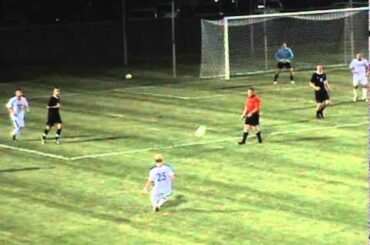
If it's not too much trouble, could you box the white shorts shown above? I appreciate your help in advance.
[151,189,172,205]
[11,116,25,128]
[353,75,368,86]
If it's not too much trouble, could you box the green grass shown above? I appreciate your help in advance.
[0,66,367,245]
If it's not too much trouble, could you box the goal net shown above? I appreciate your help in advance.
[200,7,369,79]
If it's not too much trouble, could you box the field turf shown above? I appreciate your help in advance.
[0,66,367,245]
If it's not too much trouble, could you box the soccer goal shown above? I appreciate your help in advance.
[200,7,369,79]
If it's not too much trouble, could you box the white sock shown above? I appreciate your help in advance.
[13,127,21,136]
[353,88,358,97]
[362,88,367,99]
[157,198,167,208]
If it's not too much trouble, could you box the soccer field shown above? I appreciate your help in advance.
[0,66,367,245]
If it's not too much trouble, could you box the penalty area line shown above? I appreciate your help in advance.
[0,121,367,162]
[0,144,70,161]
[69,137,235,161]
[70,121,368,161]
[114,85,310,100]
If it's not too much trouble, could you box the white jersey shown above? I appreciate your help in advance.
[349,58,369,77]
[149,164,174,194]
[6,96,29,119]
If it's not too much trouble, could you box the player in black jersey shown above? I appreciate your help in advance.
[309,65,332,119]
[41,87,63,144]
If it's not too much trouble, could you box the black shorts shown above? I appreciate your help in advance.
[277,62,292,69]
[245,113,260,126]
[47,113,62,126]
[315,90,330,103]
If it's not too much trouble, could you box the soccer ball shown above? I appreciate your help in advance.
[125,73,133,80]
[195,125,207,137]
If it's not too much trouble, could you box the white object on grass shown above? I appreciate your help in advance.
[195,125,207,137]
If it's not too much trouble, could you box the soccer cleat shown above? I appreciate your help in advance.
[361,97,368,102]
[12,135,17,141]
[41,137,45,144]
[290,80,295,84]
[273,81,278,85]
[55,139,61,145]
[153,206,160,212]
[316,112,322,119]
[352,96,357,102]
[238,140,246,145]
[319,111,325,118]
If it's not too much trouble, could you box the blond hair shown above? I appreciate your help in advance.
[154,154,164,163]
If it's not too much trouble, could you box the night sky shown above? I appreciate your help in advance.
[0,0,368,26]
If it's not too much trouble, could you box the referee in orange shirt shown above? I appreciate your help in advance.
[238,87,263,145]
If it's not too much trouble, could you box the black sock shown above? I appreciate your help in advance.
[241,132,249,143]
[319,106,327,118]
[256,132,263,143]
[274,74,279,81]
[56,128,62,139]
[43,129,49,139]
[290,75,294,81]
[317,104,326,116]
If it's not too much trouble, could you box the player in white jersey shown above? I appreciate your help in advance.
[349,53,369,102]
[143,154,175,212]
[6,88,29,140]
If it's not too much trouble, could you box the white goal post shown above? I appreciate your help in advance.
[200,7,370,80]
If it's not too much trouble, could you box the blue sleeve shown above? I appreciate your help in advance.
[274,49,281,61]
[288,48,294,59]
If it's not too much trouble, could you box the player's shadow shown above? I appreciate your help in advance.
[275,105,313,112]
[276,100,357,113]
[331,100,365,107]
[60,135,93,139]
[177,208,255,214]
[63,135,129,144]
[164,194,187,208]
[268,136,333,143]
[218,81,276,91]
[21,135,93,142]
[268,119,311,127]
[328,114,365,119]
[0,166,54,173]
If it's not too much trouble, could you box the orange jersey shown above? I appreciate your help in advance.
[245,95,261,113]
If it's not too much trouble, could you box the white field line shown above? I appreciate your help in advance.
[0,144,70,161]
[28,83,352,102]
[68,137,235,161]
[27,85,156,100]
[29,92,85,100]
[1,121,367,162]
[117,90,189,100]
[113,86,302,100]
[69,121,368,161]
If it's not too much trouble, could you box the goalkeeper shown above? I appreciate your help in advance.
[273,42,295,85]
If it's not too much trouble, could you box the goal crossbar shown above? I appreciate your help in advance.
[225,7,370,21]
